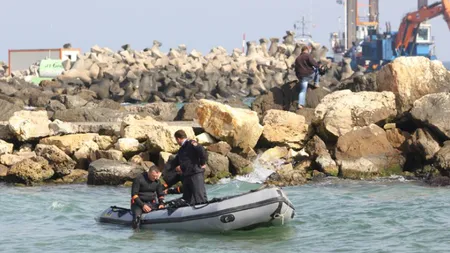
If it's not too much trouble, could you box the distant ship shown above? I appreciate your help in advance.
[329,32,345,63]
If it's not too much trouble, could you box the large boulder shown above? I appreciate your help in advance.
[120,115,159,140]
[259,146,289,163]
[6,157,54,185]
[206,141,232,156]
[385,128,409,151]
[227,152,253,175]
[0,140,13,155]
[196,99,263,149]
[34,144,76,177]
[408,128,441,161]
[46,100,67,112]
[87,158,146,185]
[335,124,404,179]
[73,140,100,170]
[158,151,174,170]
[39,133,99,154]
[53,169,88,184]
[0,123,14,140]
[0,81,18,96]
[57,95,88,109]
[410,92,450,139]
[48,120,78,136]
[115,138,144,153]
[305,135,338,176]
[0,152,36,166]
[252,146,290,171]
[435,141,450,176]
[314,90,397,140]
[251,87,287,119]
[206,151,230,181]
[377,57,450,114]
[305,87,332,109]
[146,125,195,153]
[0,99,22,121]
[261,109,311,149]
[267,163,308,186]
[8,110,51,141]
[52,108,132,122]
[176,102,199,121]
[0,164,8,178]
[90,149,124,162]
[94,135,116,150]
[124,102,179,121]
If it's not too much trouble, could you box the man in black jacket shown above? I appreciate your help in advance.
[294,46,321,109]
[172,129,208,205]
[130,166,165,230]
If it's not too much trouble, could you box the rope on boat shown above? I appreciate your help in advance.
[273,205,290,225]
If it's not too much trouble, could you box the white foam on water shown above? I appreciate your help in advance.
[235,159,278,184]
[233,155,288,184]
[235,167,274,184]
[218,178,231,184]
[389,175,406,181]
[49,201,66,211]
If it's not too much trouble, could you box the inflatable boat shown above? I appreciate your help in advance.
[97,186,295,232]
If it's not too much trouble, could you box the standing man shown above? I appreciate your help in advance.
[294,46,321,109]
[172,129,208,205]
[130,166,165,230]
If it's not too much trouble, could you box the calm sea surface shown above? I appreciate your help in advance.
[1,178,450,253]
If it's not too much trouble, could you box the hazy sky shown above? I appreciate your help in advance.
[2,0,449,61]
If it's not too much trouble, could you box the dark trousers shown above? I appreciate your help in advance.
[182,173,207,205]
[131,202,158,219]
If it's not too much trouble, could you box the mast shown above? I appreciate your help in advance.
[344,0,347,50]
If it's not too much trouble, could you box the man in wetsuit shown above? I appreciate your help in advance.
[131,166,165,230]
[172,129,208,205]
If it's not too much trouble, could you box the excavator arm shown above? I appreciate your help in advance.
[394,0,450,53]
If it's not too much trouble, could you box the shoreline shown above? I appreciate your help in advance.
[0,35,449,188]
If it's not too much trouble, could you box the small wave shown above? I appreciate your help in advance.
[218,178,231,184]
[235,166,274,184]
[50,201,67,211]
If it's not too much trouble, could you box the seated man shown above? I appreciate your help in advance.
[130,166,165,230]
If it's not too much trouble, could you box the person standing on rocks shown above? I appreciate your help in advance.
[172,129,208,205]
[295,46,321,109]
[130,166,166,230]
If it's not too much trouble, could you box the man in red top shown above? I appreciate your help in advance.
[294,46,321,109]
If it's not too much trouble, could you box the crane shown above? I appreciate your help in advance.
[394,0,450,56]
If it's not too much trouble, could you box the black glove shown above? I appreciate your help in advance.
[167,186,183,194]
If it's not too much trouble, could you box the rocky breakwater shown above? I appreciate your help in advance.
[2,31,342,109]
[0,61,7,77]
[304,56,450,184]
[0,96,320,186]
[2,55,450,187]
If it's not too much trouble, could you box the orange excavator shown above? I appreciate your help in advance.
[394,0,450,55]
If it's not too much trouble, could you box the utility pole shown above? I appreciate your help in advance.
[336,0,348,51]
[293,16,312,40]
[344,0,347,51]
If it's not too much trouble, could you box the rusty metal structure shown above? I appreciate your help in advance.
[419,0,429,9]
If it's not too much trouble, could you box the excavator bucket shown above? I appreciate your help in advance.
[443,0,450,29]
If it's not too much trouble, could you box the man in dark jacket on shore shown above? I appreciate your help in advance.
[171,129,208,205]
[295,46,321,109]
[130,166,165,230]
